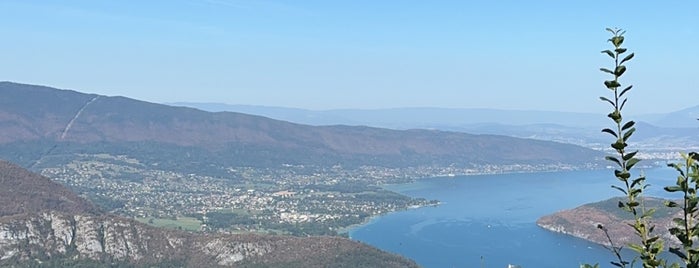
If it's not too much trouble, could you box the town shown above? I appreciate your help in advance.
[42,153,599,236]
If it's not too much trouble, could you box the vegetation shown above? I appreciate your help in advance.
[583,28,699,268]
[665,153,699,267]
[135,216,202,232]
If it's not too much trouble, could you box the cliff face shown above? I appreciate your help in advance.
[0,212,260,266]
[0,211,417,267]
[537,197,680,248]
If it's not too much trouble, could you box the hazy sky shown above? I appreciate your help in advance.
[1,1,697,114]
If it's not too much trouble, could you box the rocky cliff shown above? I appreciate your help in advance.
[0,211,415,267]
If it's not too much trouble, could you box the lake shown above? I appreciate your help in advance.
[350,168,679,268]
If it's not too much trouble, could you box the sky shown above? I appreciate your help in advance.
[0,0,697,114]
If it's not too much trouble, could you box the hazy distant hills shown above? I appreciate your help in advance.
[171,102,699,149]
[640,105,699,128]
[168,102,609,128]
[0,160,418,267]
[0,82,601,175]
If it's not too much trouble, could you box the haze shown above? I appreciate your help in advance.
[0,0,696,114]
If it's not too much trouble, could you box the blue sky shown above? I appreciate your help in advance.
[0,0,697,114]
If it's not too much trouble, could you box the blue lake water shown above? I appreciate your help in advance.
[350,168,679,268]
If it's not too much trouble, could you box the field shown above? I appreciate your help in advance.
[135,216,202,232]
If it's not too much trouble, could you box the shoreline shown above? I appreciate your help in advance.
[338,201,440,236]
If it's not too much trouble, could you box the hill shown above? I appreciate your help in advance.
[172,103,699,152]
[640,105,699,128]
[0,160,418,267]
[0,81,602,175]
[536,197,680,248]
[0,160,98,217]
[169,102,608,128]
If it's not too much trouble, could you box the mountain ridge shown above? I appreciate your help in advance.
[0,81,602,173]
[167,101,699,150]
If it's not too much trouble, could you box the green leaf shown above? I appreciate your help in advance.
[626,158,640,169]
[615,169,631,179]
[665,200,679,207]
[622,121,635,131]
[629,188,642,197]
[669,226,682,235]
[665,186,683,192]
[615,48,627,54]
[601,50,615,58]
[620,53,635,64]
[619,85,633,97]
[615,65,627,76]
[608,110,622,122]
[670,247,688,260]
[599,96,615,106]
[604,80,621,89]
[602,128,618,138]
[620,98,628,111]
[605,156,622,166]
[642,208,656,218]
[647,236,660,244]
[623,151,638,161]
[611,185,627,194]
[668,163,684,174]
[628,243,644,254]
[600,68,614,74]
[630,176,645,188]
[611,36,624,47]
[611,140,626,150]
[622,127,635,142]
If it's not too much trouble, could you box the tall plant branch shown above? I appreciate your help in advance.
[599,28,663,268]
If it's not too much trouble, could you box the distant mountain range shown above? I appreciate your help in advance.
[167,102,610,128]
[0,81,601,175]
[170,102,699,149]
[0,160,418,267]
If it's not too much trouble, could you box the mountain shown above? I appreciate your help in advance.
[0,81,602,176]
[170,102,699,151]
[0,160,418,267]
[640,105,699,128]
[0,160,98,217]
[168,102,608,128]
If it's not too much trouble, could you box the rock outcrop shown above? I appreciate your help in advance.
[0,211,417,267]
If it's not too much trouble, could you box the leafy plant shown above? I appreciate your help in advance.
[665,152,699,267]
[586,27,699,268]
[601,27,664,268]
[589,28,664,268]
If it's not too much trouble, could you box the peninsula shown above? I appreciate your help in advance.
[537,197,681,248]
